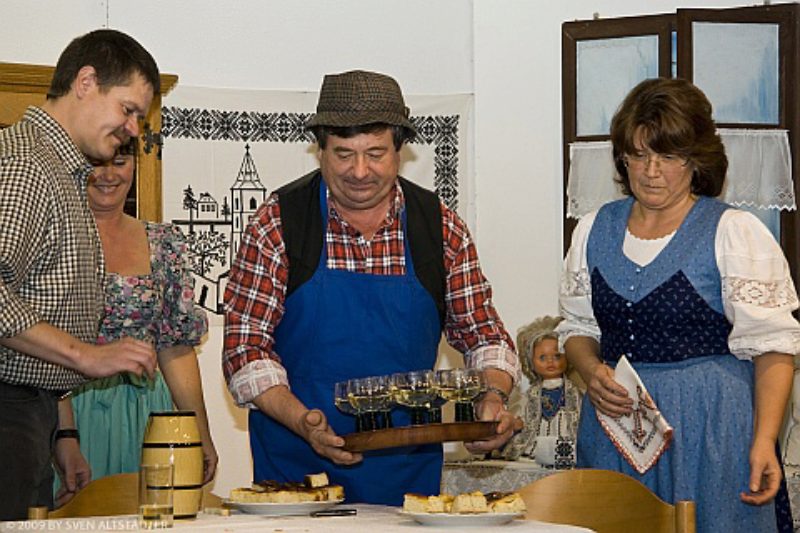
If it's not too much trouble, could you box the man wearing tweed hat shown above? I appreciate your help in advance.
[224,70,520,504]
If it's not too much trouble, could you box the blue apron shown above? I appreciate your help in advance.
[249,181,443,505]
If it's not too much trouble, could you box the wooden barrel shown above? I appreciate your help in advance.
[141,411,204,519]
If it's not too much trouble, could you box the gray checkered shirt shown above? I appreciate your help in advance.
[0,107,105,391]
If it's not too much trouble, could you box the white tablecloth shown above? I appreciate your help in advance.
[0,504,592,532]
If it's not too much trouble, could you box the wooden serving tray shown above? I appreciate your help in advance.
[342,421,498,452]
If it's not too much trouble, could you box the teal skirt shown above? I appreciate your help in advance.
[54,372,172,493]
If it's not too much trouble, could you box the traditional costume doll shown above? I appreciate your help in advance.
[500,316,582,468]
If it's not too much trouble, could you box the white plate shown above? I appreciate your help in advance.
[225,499,343,516]
[399,510,524,527]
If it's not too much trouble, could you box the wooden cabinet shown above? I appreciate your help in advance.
[0,61,177,222]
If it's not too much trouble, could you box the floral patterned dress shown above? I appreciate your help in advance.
[69,223,207,480]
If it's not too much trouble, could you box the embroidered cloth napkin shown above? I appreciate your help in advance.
[596,355,673,474]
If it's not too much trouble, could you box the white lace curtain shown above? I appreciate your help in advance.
[566,128,795,219]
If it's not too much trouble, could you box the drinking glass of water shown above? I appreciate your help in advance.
[139,463,174,529]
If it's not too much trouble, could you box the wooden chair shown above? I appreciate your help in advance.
[46,473,223,518]
[518,469,696,533]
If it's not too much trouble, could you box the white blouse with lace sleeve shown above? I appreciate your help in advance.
[557,211,600,349]
[717,209,800,359]
[556,207,800,360]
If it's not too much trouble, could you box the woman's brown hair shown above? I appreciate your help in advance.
[610,77,727,197]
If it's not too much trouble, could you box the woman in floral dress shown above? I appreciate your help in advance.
[54,140,217,504]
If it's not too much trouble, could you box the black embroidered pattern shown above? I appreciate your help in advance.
[161,107,461,210]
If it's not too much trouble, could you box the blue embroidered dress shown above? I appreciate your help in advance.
[69,223,208,479]
[558,197,800,533]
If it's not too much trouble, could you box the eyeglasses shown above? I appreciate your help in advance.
[624,151,688,170]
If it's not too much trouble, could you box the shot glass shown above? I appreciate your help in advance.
[139,463,174,529]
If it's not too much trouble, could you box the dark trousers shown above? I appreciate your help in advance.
[0,381,57,520]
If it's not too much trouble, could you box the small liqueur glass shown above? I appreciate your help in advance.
[334,380,362,432]
[391,370,436,425]
[437,368,483,422]
[348,376,393,430]
[373,374,394,429]
[428,370,451,423]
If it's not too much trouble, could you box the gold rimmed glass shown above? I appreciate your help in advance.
[434,368,483,422]
[347,375,393,431]
[391,370,436,425]
[334,380,361,432]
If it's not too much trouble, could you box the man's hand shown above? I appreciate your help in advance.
[53,437,91,507]
[299,409,363,465]
[0,324,156,378]
[254,386,362,464]
[76,337,157,379]
[464,394,522,454]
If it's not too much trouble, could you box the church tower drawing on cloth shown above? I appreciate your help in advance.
[171,144,267,314]
[230,145,267,265]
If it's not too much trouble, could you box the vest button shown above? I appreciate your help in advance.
[626,302,632,308]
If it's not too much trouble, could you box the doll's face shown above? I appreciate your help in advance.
[531,338,567,380]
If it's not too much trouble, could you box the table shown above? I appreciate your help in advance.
[442,459,555,494]
[0,504,592,532]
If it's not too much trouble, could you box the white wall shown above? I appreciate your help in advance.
[0,0,779,495]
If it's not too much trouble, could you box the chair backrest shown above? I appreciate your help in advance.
[518,469,696,533]
[47,473,224,519]
[49,473,139,518]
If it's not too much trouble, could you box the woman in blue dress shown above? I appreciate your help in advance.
[558,78,799,533]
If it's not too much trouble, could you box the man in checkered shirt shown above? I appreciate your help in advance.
[0,30,160,519]
[223,70,521,505]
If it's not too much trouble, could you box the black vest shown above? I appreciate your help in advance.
[276,170,447,327]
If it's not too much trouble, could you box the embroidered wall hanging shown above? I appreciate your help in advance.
[161,86,473,320]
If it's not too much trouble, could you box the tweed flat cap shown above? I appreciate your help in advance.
[306,70,416,135]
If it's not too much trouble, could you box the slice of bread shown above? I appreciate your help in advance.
[229,487,264,503]
[403,493,430,513]
[486,492,526,514]
[324,484,345,501]
[450,491,488,513]
[403,490,524,515]
[426,494,454,513]
[230,473,344,503]
[304,472,330,488]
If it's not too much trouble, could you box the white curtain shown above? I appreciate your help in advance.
[566,128,794,219]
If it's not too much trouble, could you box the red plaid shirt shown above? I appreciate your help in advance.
[223,181,519,405]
